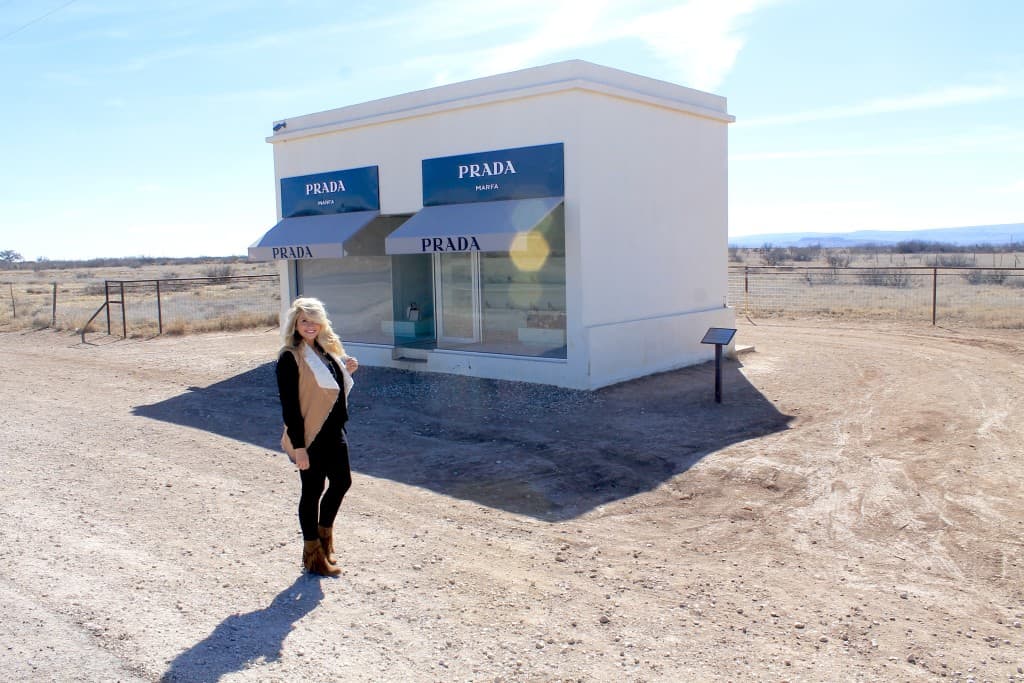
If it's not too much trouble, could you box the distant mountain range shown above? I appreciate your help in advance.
[728,223,1024,248]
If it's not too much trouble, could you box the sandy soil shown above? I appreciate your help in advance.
[0,320,1021,682]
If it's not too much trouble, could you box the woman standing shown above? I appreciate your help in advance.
[276,297,358,576]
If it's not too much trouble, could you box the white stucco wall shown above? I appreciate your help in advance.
[266,60,734,389]
[570,89,734,387]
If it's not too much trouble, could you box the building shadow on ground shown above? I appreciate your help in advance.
[133,363,284,451]
[135,357,791,521]
[161,575,324,682]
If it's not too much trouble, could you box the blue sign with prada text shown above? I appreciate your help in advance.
[422,143,563,206]
[281,166,379,217]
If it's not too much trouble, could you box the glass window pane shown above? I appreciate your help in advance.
[297,256,393,344]
[475,208,566,359]
[390,254,435,347]
[479,252,566,358]
[437,253,477,342]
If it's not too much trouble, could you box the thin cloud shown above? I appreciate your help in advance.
[742,84,1011,127]
[394,0,773,92]
[41,1,771,100]
[37,4,412,79]
[475,0,615,76]
[619,0,775,91]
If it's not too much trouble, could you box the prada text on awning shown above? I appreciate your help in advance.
[248,211,380,260]
[384,197,563,254]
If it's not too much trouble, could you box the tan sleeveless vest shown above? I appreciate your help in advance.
[280,344,349,459]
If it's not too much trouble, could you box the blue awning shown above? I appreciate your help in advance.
[248,211,380,261]
[384,197,563,255]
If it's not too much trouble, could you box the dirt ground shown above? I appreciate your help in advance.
[0,320,1021,682]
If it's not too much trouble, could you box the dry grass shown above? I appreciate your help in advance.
[1,259,278,334]
[729,266,1024,328]
[161,311,280,336]
[730,246,1024,269]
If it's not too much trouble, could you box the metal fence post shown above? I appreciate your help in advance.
[8,283,14,319]
[105,281,112,334]
[51,282,57,327]
[156,279,163,335]
[120,281,127,338]
[931,268,938,326]
[744,266,750,316]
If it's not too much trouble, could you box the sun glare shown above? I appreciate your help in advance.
[509,232,550,272]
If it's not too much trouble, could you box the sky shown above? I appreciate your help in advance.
[1,0,1022,260]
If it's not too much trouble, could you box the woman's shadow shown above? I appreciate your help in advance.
[161,575,325,682]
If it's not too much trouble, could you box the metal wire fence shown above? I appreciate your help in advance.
[728,266,1024,328]
[1,280,106,330]
[1,275,281,337]
[7,268,1022,335]
[99,275,282,336]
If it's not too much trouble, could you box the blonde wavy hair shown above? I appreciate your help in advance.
[282,297,345,356]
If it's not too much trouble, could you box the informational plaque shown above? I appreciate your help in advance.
[700,327,737,403]
[700,327,737,346]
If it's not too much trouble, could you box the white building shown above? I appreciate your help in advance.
[250,60,735,389]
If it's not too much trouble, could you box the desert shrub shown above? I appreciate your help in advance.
[857,268,911,288]
[927,254,973,267]
[202,264,233,279]
[813,270,839,285]
[789,245,821,262]
[895,240,937,254]
[761,244,787,266]
[965,270,1007,285]
[826,252,852,268]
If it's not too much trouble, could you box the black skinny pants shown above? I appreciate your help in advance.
[298,432,352,541]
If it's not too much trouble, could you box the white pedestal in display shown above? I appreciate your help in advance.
[517,327,566,345]
[381,319,434,337]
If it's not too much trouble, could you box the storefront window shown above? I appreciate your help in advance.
[297,256,393,345]
[479,248,566,358]
[390,254,435,348]
[435,213,566,359]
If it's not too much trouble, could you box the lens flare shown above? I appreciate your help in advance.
[509,232,550,272]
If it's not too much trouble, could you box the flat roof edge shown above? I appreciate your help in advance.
[267,60,732,143]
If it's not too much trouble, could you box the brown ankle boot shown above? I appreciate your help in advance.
[302,539,340,576]
[317,525,336,565]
